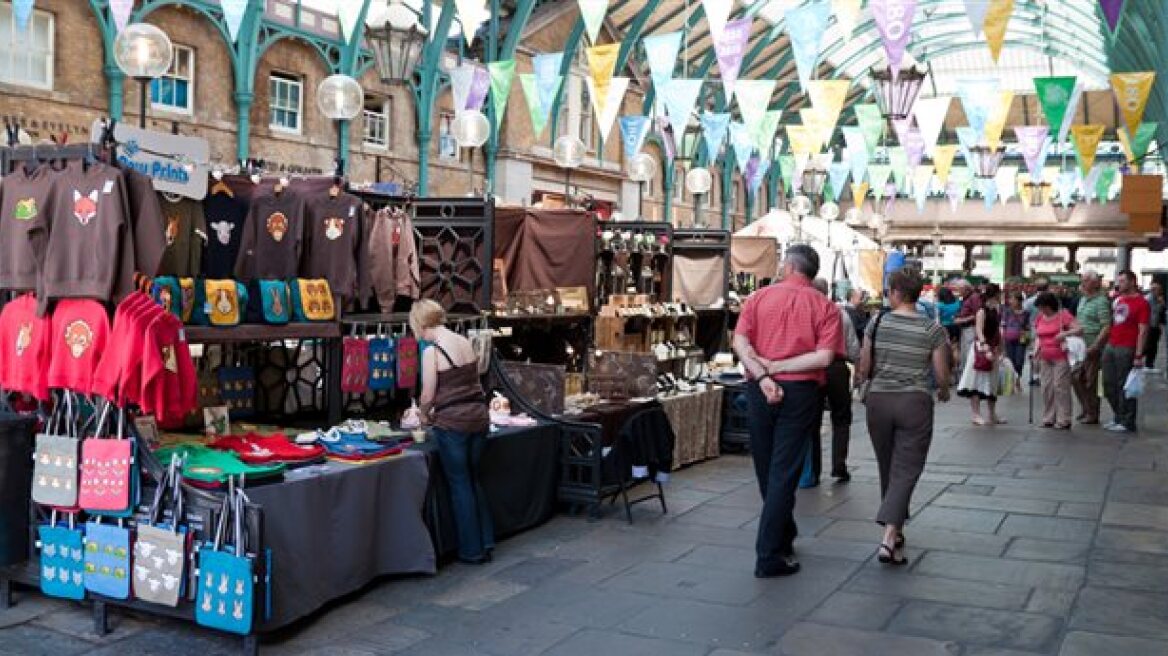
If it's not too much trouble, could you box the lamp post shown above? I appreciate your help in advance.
[686,167,712,228]
[628,152,657,219]
[453,109,491,196]
[555,135,586,206]
[113,23,174,129]
[871,64,928,123]
[317,74,364,176]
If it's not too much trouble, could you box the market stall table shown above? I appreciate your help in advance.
[660,386,723,467]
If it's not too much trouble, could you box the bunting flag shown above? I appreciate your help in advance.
[779,155,796,195]
[947,169,972,212]
[807,80,850,144]
[488,60,516,125]
[110,0,134,33]
[643,32,683,93]
[12,0,33,32]
[453,0,488,46]
[983,90,1015,150]
[955,126,979,165]
[586,43,621,115]
[854,104,885,153]
[829,161,851,202]
[466,64,491,112]
[338,0,365,44]
[1071,124,1106,176]
[957,77,1001,139]
[851,181,870,206]
[749,157,770,198]
[786,125,819,158]
[533,52,565,116]
[660,79,704,151]
[713,18,752,103]
[1098,0,1125,38]
[1096,166,1118,201]
[655,116,677,160]
[963,0,990,37]
[619,116,652,159]
[981,178,998,209]
[894,119,927,167]
[1110,72,1156,136]
[785,1,832,91]
[1059,82,1085,145]
[995,166,1018,205]
[889,147,909,191]
[842,127,869,182]
[1056,170,1078,205]
[870,0,918,74]
[735,79,776,141]
[450,64,478,116]
[1032,76,1076,141]
[932,145,958,185]
[588,77,629,144]
[578,0,609,44]
[913,96,952,157]
[800,108,830,152]
[729,122,754,175]
[1118,122,1158,164]
[834,0,863,38]
[744,156,759,198]
[703,0,734,43]
[869,165,893,202]
[982,0,1014,63]
[221,0,248,42]
[754,110,784,159]
[1013,126,1050,180]
[520,73,558,138]
[700,113,731,163]
[913,165,934,212]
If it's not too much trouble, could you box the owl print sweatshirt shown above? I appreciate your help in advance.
[233,188,306,281]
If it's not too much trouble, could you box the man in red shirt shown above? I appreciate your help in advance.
[1102,270,1150,433]
[733,245,844,577]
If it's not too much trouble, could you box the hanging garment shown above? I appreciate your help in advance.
[0,293,52,400]
[341,337,371,394]
[157,195,207,277]
[203,185,250,279]
[121,168,168,279]
[0,163,55,292]
[233,188,306,281]
[47,299,111,395]
[301,191,369,304]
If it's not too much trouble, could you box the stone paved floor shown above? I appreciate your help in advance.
[4,379,1168,655]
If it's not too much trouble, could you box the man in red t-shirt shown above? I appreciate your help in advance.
[733,244,844,578]
[1102,270,1149,433]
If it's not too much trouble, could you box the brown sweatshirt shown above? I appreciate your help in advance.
[0,163,55,291]
[233,188,306,281]
[157,196,206,277]
[301,191,368,303]
[29,161,136,309]
[121,168,167,278]
[367,206,420,311]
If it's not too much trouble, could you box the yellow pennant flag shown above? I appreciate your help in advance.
[932,145,958,185]
[1017,173,1032,210]
[851,181,869,207]
[585,43,621,113]
[806,80,850,145]
[799,108,830,151]
[1110,72,1156,136]
[786,124,819,158]
[983,0,1014,63]
[984,90,1014,150]
[1071,124,1106,175]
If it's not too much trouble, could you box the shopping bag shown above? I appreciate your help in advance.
[341,336,370,394]
[38,513,85,600]
[196,485,255,635]
[1124,368,1145,399]
[397,336,419,389]
[32,395,82,509]
[997,359,1017,397]
[368,336,396,391]
[134,455,188,607]
[79,404,135,513]
[83,518,132,599]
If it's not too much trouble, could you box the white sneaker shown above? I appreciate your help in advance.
[1105,423,1131,433]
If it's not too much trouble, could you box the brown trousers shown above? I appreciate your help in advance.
[1070,350,1102,422]
[1040,358,1073,426]
[866,391,934,527]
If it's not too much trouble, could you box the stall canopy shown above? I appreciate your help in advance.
[731,236,779,282]
[494,207,595,299]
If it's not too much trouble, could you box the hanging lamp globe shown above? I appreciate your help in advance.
[686,167,713,194]
[871,64,927,122]
[790,194,813,216]
[820,201,841,221]
[452,110,491,148]
[317,74,364,121]
[113,23,173,80]
[555,135,587,169]
[628,152,657,183]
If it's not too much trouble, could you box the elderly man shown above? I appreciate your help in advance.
[1072,271,1112,425]
[1103,270,1150,433]
[733,245,844,577]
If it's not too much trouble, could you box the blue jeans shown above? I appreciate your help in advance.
[434,428,495,560]
[1004,339,1027,379]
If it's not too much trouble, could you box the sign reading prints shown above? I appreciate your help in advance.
[90,120,210,201]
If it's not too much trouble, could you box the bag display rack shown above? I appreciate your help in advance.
[595,221,673,308]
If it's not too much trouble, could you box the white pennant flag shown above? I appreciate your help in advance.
[963,0,990,37]
[914,96,952,157]
[734,79,777,143]
[995,166,1018,205]
[221,0,248,43]
[454,0,489,46]
[110,0,134,33]
[450,64,477,118]
[662,79,705,152]
[337,1,363,44]
[702,0,734,43]
[1059,83,1085,145]
[578,0,609,44]
[587,77,630,144]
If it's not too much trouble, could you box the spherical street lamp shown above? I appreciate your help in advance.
[113,23,173,128]
[317,74,364,121]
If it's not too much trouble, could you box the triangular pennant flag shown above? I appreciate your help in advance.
[982,0,1014,63]
[643,32,683,93]
[807,80,850,144]
[946,181,964,212]
[735,79,776,140]
[520,73,558,138]
[454,0,488,46]
[842,127,869,182]
[1096,166,1117,201]
[785,1,832,91]
[450,64,478,116]
[1014,126,1050,180]
[984,90,1015,150]
[578,0,609,44]
[533,52,565,115]
[221,0,248,42]
[955,126,978,164]
[957,77,1001,140]
[338,0,365,44]
[1118,122,1158,163]
[786,125,819,158]
[889,147,909,191]
[829,161,851,202]
[913,165,934,212]
[1059,82,1085,145]
[466,64,491,112]
[779,155,796,195]
[1110,72,1156,136]
[12,0,34,32]
[488,60,516,125]
[914,96,952,156]
[1056,170,1078,205]
[1071,124,1106,176]
[619,116,652,159]
[981,178,998,209]
[715,18,752,103]
[110,0,134,33]
[1033,76,1077,141]
[995,166,1018,205]
[729,122,754,175]
[588,77,629,144]
[963,0,990,37]
[661,79,704,152]
[834,0,863,38]
[586,43,622,114]
[749,157,771,198]
[1098,0,1125,38]
[932,145,958,185]
[754,110,784,159]
[851,182,870,207]
[869,165,893,202]
[800,108,829,152]
[703,0,734,43]
[700,112,731,163]
[870,0,918,73]
[854,104,885,153]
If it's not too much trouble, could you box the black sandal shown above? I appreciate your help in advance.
[877,543,908,566]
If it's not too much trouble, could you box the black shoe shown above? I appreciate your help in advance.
[831,468,852,482]
[755,558,801,578]
[458,554,490,565]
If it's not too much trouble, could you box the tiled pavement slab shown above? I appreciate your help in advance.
[3,381,1168,654]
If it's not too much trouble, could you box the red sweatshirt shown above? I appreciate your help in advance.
[47,299,111,394]
[92,292,153,403]
[141,312,196,425]
[0,294,52,400]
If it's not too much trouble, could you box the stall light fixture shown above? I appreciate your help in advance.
[871,64,927,122]
[1022,180,1051,207]
[969,145,1007,179]
[113,23,174,128]
[368,3,427,86]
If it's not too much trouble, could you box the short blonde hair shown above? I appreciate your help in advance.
[409,299,446,337]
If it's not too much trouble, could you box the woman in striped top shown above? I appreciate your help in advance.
[856,269,951,565]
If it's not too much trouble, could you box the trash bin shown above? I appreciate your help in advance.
[0,413,37,566]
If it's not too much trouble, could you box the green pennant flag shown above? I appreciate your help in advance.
[779,155,795,196]
[488,60,517,127]
[1096,166,1117,201]
[889,147,909,191]
[753,110,784,159]
[519,72,558,138]
[869,164,893,202]
[1033,77,1077,142]
[951,166,973,198]
[1125,122,1158,161]
[854,103,885,154]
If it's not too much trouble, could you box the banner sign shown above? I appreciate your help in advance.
[785,1,832,91]
[1014,125,1050,180]
[90,120,209,200]
[870,0,918,74]
[983,0,1014,63]
[700,112,732,163]
[619,115,652,159]
[715,18,752,102]
[1111,72,1156,135]
[1071,124,1105,175]
[1033,76,1076,141]
[488,60,516,125]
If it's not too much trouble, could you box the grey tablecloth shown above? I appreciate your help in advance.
[248,450,435,630]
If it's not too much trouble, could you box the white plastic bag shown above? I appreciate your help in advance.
[1124,369,1145,399]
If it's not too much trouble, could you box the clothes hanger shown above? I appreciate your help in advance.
[209,169,234,198]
